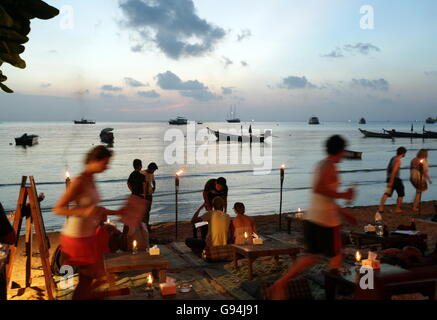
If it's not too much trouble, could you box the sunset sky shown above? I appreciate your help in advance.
[1,0,437,121]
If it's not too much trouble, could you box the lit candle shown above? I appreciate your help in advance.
[244,232,249,244]
[147,274,153,287]
[355,251,362,265]
[65,170,71,188]
[132,240,138,254]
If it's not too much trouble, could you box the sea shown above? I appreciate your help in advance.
[0,121,436,232]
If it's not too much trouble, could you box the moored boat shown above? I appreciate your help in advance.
[424,130,437,138]
[207,127,268,143]
[344,150,362,160]
[425,117,436,124]
[15,133,39,146]
[74,118,95,124]
[383,129,425,138]
[226,105,241,123]
[100,128,114,144]
[308,116,320,125]
[169,116,188,125]
[358,129,393,139]
[359,117,366,124]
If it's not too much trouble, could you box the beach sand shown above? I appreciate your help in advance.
[6,200,437,300]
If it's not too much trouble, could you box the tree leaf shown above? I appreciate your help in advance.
[0,81,13,93]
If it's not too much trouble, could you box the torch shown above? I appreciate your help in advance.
[279,164,285,230]
[65,170,71,189]
[175,169,184,240]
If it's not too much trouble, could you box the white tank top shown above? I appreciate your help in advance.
[304,159,341,227]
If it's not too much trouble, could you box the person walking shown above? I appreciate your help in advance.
[378,147,407,213]
[410,149,432,212]
[265,135,357,300]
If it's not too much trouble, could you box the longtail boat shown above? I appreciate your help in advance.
[358,129,393,139]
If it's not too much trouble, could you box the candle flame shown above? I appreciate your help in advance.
[133,240,137,249]
[147,274,153,284]
[355,251,362,262]
[297,208,302,212]
[65,171,70,179]
[420,159,424,164]
[107,218,110,224]
[244,232,248,239]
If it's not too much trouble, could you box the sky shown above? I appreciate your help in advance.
[1,0,437,122]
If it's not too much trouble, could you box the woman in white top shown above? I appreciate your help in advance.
[265,135,357,300]
[54,146,120,299]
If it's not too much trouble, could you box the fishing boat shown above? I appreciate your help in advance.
[15,133,39,146]
[423,130,437,138]
[169,116,188,125]
[344,150,362,160]
[100,128,114,144]
[226,105,241,123]
[358,129,393,139]
[74,118,95,124]
[207,127,268,143]
[308,116,320,125]
[425,117,436,124]
[383,129,425,138]
[359,117,366,124]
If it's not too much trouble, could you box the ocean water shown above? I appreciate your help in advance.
[0,121,436,232]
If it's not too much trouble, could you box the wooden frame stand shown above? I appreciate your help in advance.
[6,176,56,300]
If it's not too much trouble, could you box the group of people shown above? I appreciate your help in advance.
[378,147,432,214]
[183,177,256,256]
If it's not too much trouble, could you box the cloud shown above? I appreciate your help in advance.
[221,87,233,95]
[100,92,127,99]
[138,90,160,98]
[241,60,248,67]
[322,43,380,58]
[321,47,344,58]
[40,83,51,88]
[344,43,380,55]
[73,89,90,96]
[156,71,206,90]
[124,77,147,87]
[119,0,226,59]
[236,29,251,42]
[180,90,222,102]
[155,70,220,101]
[222,56,233,68]
[351,78,389,91]
[101,84,123,91]
[279,76,316,89]
[424,71,437,76]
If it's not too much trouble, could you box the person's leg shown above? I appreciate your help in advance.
[378,193,388,212]
[395,180,405,213]
[72,269,94,300]
[266,254,320,300]
[412,191,420,211]
[185,238,206,255]
[395,197,404,213]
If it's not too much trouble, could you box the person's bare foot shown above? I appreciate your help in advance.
[264,281,288,300]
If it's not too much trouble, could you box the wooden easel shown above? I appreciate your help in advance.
[6,176,56,300]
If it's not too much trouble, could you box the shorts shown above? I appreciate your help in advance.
[385,178,405,197]
[303,220,341,258]
[60,234,101,266]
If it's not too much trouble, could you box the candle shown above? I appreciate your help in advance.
[355,251,362,265]
[244,232,249,244]
[147,274,153,287]
[132,240,138,254]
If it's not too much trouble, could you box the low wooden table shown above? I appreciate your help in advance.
[232,241,300,280]
[104,251,169,291]
[105,287,200,300]
[349,231,428,253]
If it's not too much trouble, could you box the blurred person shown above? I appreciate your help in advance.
[265,135,357,300]
[378,147,407,213]
[141,162,158,231]
[203,177,228,212]
[410,149,432,212]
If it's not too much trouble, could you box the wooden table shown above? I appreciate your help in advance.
[232,241,300,280]
[349,231,428,253]
[104,251,169,291]
[324,263,437,300]
[105,287,200,300]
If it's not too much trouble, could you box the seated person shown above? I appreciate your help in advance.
[230,202,256,245]
[186,197,231,255]
[0,202,15,245]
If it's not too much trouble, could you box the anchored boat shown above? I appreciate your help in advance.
[15,133,39,146]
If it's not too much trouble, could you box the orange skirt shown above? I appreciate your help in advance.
[60,234,101,266]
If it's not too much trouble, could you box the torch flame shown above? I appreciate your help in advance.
[355,251,362,262]
[65,171,70,179]
[281,164,285,169]
[176,169,184,176]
